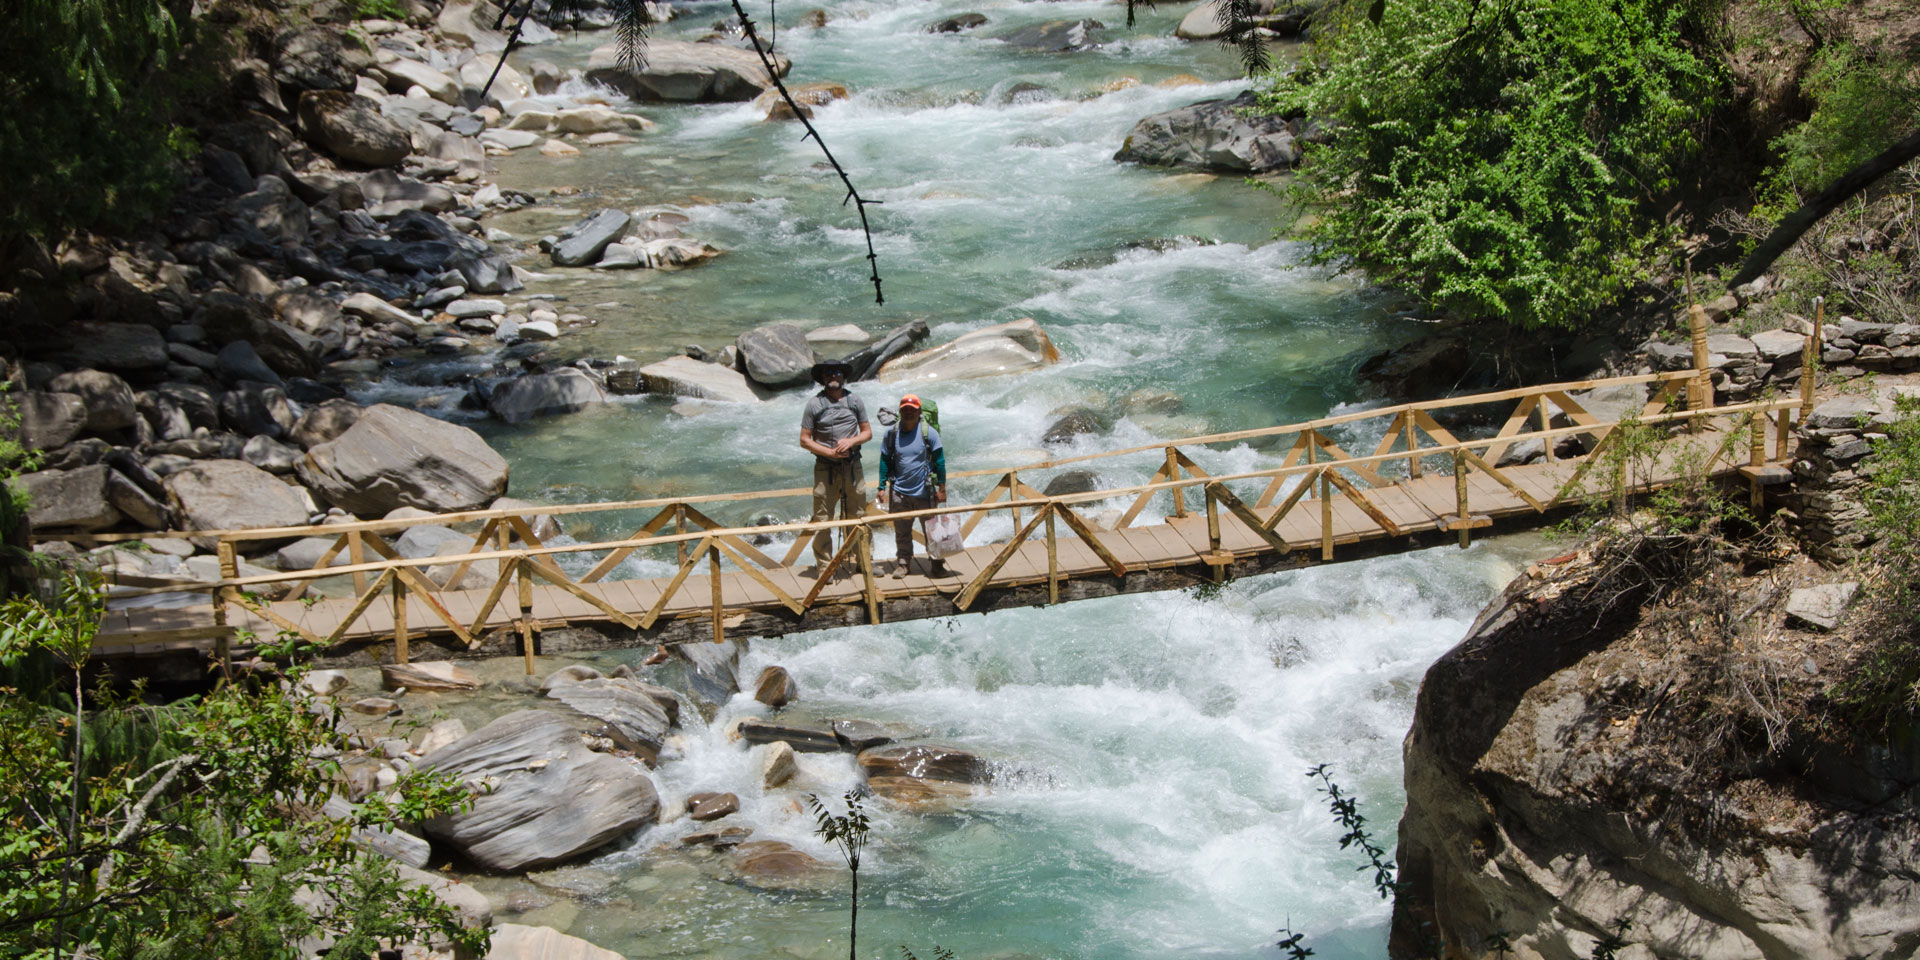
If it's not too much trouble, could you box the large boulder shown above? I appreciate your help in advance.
[857,743,993,803]
[289,398,361,450]
[420,710,659,873]
[46,371,138,433]
[995,19,1106,52]
[584,40,791,102]
[544,678,680,760]
[550,209,631,267]
[1114,91,1300,174]
[296,90,412,167]
[487,369,611,423]
[639,355,771,403]
[231,175,311,245]
[843,320,932,380]
[297,404,509,515]
[219,382,299,439]
[359,169,457,217]
[1175,0,1322,39]
[377,59,461,104]
[64,323,170,373]
[164,459,310,540]
[876,318,1061,385]
[16,391,89,451]
[736,323,816,389]
[9,465,121,531]
[485,924,624,960]
[272,24,372,93]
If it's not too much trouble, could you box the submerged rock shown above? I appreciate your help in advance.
[876,318,1061,385]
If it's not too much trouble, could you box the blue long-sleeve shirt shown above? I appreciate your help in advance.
[878,424,945,498]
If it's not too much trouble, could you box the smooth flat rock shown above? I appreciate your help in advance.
[485,923,624,960]
[1786,582,1858,632]
[10,464,121,531]
[639,355,770,403]
[545,678,679,758]
[487,369,610,423]
[736,322,816,389]
[551,208,631,267]
[876,317,1061,384]
[296,404,508,515]
[164,459,309,543]
[584,40,791,102]
[297,90,411,167]
[995,18,1106,52]
[382,661,482,691]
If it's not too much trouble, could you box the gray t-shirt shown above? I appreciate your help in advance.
[801,390,869,462]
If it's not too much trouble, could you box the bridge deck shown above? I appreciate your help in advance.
[70,367,1812,668]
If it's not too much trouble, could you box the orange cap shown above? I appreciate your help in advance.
[899,394,922,410]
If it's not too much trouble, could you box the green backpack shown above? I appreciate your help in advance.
[883,398,940,472]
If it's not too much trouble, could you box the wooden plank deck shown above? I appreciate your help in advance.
[90,413,1768,660]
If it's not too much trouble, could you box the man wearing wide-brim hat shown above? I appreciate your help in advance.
[799,360,871,567]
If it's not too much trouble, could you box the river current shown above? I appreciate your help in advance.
[363,2,1549,956]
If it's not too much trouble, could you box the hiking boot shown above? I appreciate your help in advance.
[930,559,950,577]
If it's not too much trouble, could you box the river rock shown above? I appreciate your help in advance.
[272,291,347,353]
[859,744,993,803]
[65,323,170,372]
[393,862,491,929]
[877,318,1061,385]
[928,12,988,32]
[806,323,871,353]
[1115,91,1299,174]
[729,839,829,886]
[486,923,624,960]
[382,661,482,691]
[231,175,310,245]
[289,398,361,450]
[164,459,309,543]
[639,355,770,403]
[447,299,505,319]
[842,320,932,380]
[1043,469,1102,496]
[753,82,847,121]
[378,58,460,104]
[518,319,561,340]
[275,536,351,571]
[421,710,659,872]
[995,19,1105,52]
[9,465,121,531]
[1175,0,1320,39]
[359,168,457,217]
[545,678,679,759]
[490,497,563,543]
[735,719,839,753]
[762,741,798,788]
[106,469,171,529]
[551,209,632,267]
[737,323,816,389]
[215,341,284,387]
[219,382,298,439]
[46,371,138,433]
[540,664,605,692]
[554,106,652,134]
[17,391,89,450]
[241,435,302,474]
[753,666,798,707]
[1041,405,1112,445]
[585,40,792,102]
[639,236,721,269]
[487,368,610,423]
[296,404,510,515]
[272,24,370,93]
[688,792,739,822]
[296,90,411,167]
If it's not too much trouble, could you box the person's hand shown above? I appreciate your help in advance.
[832,437,855,456]
[876,489,889,508]
[935,485,947,503]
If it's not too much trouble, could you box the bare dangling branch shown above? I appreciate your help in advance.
[730,0,886,304]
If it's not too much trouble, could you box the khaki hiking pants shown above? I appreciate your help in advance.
[811,459,866,564]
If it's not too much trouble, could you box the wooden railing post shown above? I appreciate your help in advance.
[1320,466,1334,561]
[1165,448,1187,518]
[856,525,880,625]
[1045,505,1060,605]
[675,503,688,568]
[393,576,409,664]
[1688,303,1711,431]
[516,552,535,675]
[215,539,237,676]
[1205,485,1226,581]
[709,543,725,645]
[1405,416,1422,478]
[1009,471,1022,530]
[1538,398,1555,463]
[1453,450,1470,549]
[1802,295,1823,420]
[1750,411,1768,511]
[346,530,368,595]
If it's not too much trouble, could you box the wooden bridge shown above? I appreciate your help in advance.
[69,357,1812,673]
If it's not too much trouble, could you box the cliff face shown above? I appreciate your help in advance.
[1389,533,1920,960]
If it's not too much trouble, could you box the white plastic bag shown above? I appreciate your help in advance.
[925,513,965,559]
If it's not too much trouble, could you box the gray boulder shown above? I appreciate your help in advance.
[272,24,371,93]
[1115,92,1300,174]
[164,459,310,542]
[296,404,509,515]
[297,90,411,167]
[46,371,138,433]
[105,468,171,529]
[545,678,680,759]
[395,524,469,559]
[17,392,89,451]
[359,169,457,217]
[215,340,285,387]
[736,323,816,389]
[928,12,988,32]
[272,291,348,354]
[550,209,632,267]
[231,176,311,245]
[9,465,122,531]
[219,382,298,439]
[584,40,790,102]
[289,398,361,450]
[1786,582,1859,632]
[420,710,660,873]
[996,19,1105,52]
[487,369,611,423]
[241,434,302,474]
[638,355,770,403]
[66,323,170,372]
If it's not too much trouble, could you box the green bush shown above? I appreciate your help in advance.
[0,0,198,241]
[1263,0,1727,329]
[1829,397,1920,726]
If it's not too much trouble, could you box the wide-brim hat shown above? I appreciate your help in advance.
[811,360,854,385]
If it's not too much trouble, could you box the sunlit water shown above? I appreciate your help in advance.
[349,2,1550,956]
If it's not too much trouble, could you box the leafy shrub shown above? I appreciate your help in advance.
[1828,396,1920,726]
[1263,0,1728,329]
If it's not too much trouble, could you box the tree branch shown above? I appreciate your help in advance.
[1730,127,1920,288]
[94,753,198,891]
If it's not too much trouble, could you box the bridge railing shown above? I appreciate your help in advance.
[69,365,1810,668]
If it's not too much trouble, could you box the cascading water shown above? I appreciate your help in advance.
[375,2,1551,955]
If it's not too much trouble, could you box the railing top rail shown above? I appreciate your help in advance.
[99,395,1796,599]
[49,371,1728,547]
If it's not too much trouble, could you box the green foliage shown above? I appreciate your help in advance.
[809,790,871,960]
[353,0,408,19]
[1306,763,1397,900]
[899,945,956,960]
[1827,396,1920,726]
[1263,0,1726,329]
[0,0,198,240]
[1589,919,1632,960]
[0,565,489,958]
[1759,42,1920,211]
